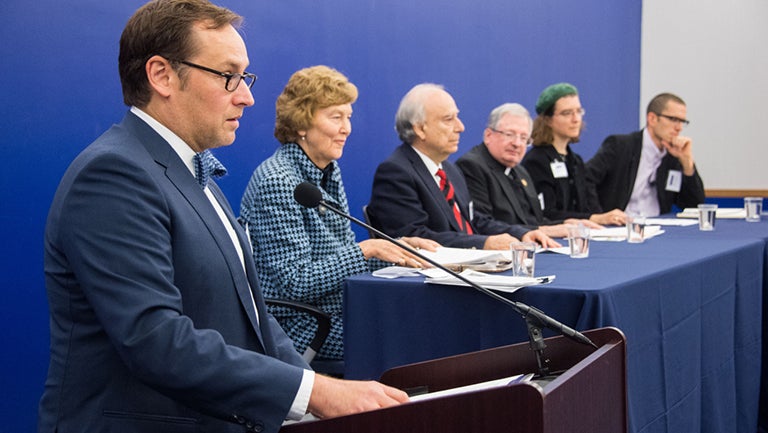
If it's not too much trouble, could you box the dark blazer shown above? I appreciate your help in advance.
[521,144,601,220]
[367,143,529,249]
[585,130,705,214]
[40,112,308,433]
[457,143,559,227]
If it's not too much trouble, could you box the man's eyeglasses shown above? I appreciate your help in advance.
[490,128,531,144]
[177,60,257,92]
[655,113,690,126]
[554,108,586,118]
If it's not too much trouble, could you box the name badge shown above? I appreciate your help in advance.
[550,161,568,178]
[665,170,682,192]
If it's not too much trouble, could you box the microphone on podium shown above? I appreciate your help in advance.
[294,181,597,376]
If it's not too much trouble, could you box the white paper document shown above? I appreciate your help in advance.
[645,218,698,226]
[417,246,511,265]
[371,266,422,279]
[590,225,664,241]
[408,373,534,402]
[676,207,746,219]
[539,246,571,255]
[421,268,553,293]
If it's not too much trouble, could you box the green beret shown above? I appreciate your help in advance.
[535,83,578,115]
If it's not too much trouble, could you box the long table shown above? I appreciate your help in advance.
[344,218,767,433]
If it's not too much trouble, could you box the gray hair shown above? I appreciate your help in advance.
[395,83,445,144]
[486,103,533,134]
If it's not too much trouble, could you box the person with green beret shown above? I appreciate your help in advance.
[521,83,626,225]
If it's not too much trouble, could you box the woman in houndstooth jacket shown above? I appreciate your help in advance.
[240,66,437,360]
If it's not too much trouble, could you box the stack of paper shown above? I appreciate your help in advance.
[417,246,511,265]
[589,225,664,241]
[421,268,552,293]
[371,266,422,279]
[676,208,746,219]
[645,218,698,226]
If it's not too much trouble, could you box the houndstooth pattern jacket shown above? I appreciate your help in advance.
[240,143,375,359]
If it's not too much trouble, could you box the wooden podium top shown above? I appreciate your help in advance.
[281,327,627,433]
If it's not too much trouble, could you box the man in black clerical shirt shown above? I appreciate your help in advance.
[456,103,599,238]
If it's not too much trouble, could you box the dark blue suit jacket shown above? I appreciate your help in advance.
[40,112,308,433]
[367,143,529,249]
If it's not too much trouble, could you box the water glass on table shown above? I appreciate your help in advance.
[744,197,763,222]
[626,214,646,243]
[510,242,536,277]
[566,224,590,258]
[697,204,717,231]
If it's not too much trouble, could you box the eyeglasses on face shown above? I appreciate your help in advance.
[655,113,690,126]
[176,60,257,92]
[490,128,531,144]
[554,108,586,118]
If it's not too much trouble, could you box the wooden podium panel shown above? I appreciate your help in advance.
[280,327,627,433]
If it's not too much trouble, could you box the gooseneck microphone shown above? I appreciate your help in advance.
[294,182,597,376]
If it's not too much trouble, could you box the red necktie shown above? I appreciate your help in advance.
[436,169,473,234]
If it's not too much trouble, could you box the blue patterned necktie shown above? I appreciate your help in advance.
[193,150,227,189]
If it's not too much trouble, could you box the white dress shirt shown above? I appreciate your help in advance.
[411,145,444,187]
[625,128,666,217]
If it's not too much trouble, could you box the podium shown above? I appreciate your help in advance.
[281,327,627,432]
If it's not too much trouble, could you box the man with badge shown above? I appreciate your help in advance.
[586,92,705,216]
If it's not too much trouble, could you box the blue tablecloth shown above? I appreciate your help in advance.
[344,218,768,433]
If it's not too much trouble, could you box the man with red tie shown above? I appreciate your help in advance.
[367,83,558,250]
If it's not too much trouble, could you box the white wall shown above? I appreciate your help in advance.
[642,0,768,191]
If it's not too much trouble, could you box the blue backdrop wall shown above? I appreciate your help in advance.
[0,1,640,430]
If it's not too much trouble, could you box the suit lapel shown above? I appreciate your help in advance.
[125,113,265,347]
[514,166,545,223]
[444,163,476,231]
[515,165,544,221]
[491,164,532,225]
[475,145,533,225]
[626,132,644,202]
[208,183,267,345]
[403,145,463,232]
[170,165,265,344]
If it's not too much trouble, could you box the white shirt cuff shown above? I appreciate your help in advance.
[286,369,315,420]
